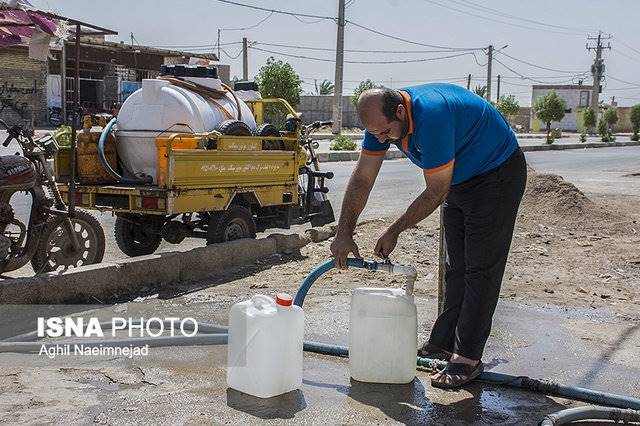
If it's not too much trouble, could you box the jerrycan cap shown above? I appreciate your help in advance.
[275,293,293,306]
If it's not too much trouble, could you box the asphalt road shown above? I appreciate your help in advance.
[1,144,639,277]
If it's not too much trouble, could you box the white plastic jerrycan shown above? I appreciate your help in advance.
[226,293,304,398]
[349,287,417,383]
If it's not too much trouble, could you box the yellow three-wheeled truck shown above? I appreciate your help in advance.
[54,97,335,257]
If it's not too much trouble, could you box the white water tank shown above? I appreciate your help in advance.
[116,76,257,183]
[227,293,304,398]
[349,287,417,383]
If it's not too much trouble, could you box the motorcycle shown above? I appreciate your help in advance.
[48,106,83,128]
[0,119,105,275]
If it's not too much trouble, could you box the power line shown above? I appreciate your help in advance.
[222,48,244,59]
[292,15,327,24]
[219,11,274,31]
[493,57,584,84]
[604,86,640,91]
[496,51,587,74]
[302,76,469,84]
[345,19,484,51]
[606,75,640,86]
[615,38,640,57]
[420,0,585,36]
[212,0,335,21]
[254,41,478,54]
[250,45,478,64]
[453,0,593,33]
[149,41,242,49]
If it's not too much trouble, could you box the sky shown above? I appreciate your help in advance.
[29,0,640,106]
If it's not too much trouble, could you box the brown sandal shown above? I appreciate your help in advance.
[431,361,484,389]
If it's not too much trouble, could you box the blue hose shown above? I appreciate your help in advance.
[98,117,152,185]
[293,257,379,307]
[540,406,640,425]
[294,257,640,414]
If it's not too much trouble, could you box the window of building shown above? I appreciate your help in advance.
[579,91,590,107]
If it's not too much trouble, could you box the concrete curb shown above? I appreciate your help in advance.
[311,133,567,141]
[520,141,640,151]
[318,141,640,162]
[0,233,318,304]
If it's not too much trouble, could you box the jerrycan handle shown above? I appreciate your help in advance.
[251,294,275,309]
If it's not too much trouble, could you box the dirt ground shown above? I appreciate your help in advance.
[189,171,640,321]
[1,172,638,425]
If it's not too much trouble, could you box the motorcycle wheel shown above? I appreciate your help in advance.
[48,111,61,127]
[31,209,105,274]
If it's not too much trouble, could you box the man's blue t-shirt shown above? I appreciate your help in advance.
[361,83,518,185]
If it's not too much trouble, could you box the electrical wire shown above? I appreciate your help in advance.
[604,86,640,91]
[220,11,274,31]
[420,0,585,36]
[212,0,336,21]
[148,41,242,49]
[493,57,586,84]
[302,76,469,84]
[345,19,484,51]
[496,51,588,74]
[452,0,594,33]
[614,49,640,65]
[222,48,243,59]
[250,45,479,64]
[254,41,479,54]
[606,75,640,86]
[615,38,640,57]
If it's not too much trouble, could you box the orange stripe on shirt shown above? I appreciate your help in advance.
[361,148,388,156]
[423,159,455,174]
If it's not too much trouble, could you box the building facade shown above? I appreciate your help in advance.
[531,84,593,131]
[0,37,228,127]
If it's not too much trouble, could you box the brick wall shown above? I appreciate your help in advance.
[0,47,48,126]
[298,95,362,129]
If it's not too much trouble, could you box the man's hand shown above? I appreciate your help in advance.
[330,234,362,269]
[374,227,399,259]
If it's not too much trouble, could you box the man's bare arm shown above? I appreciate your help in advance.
[374,166,453,258]
[331,153,384,268]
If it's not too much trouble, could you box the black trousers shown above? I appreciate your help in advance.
[428,148,527,360]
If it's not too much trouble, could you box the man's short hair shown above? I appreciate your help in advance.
[380,88,404,122]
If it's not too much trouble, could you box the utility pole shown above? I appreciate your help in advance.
[242,37,248,81]
[331,0,346,134]
[217,29,221,61]
[61,41,67,124]
[496,74,501,101]
[486,45,493,102]
[466,73,471,90]
[586,32,611,110]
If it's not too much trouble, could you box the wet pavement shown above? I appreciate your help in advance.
[1,294,638,425]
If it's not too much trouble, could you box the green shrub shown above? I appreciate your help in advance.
[550,128,562,139]
[330,135,357,151]
[580,133,587,143]
[630,105,640,140]
[598,119,610,142]
[583,107,597,134]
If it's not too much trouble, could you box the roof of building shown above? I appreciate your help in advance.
[69,37,219,61]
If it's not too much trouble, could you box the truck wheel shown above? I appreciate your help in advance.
[206,205,256,244]
[114,215,162,256]
[215,119,252,136]
[31,209,106,273]
[255,123,284,150]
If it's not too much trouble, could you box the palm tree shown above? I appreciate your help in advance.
[315,79,334,95]
[473,85,487,98]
